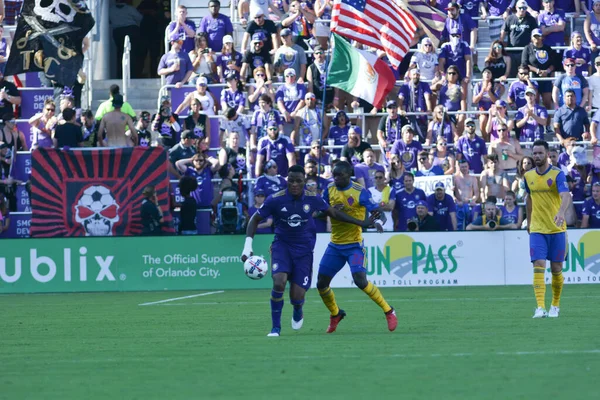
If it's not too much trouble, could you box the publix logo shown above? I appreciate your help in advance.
[365,235,460,278]
[0,247,116,283]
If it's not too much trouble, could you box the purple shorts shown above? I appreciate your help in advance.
[270,240,313,290]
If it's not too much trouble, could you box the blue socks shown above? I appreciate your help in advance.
[291,299,304,322]
[270,290,284,329]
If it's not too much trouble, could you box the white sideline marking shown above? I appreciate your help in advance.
[138,291,224,306]
[156,295,600,306]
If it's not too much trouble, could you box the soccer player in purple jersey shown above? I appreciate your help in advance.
[241,165,382,337]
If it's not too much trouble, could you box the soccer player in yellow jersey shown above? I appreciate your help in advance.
[317,161,398,333]
[524,140,571,318]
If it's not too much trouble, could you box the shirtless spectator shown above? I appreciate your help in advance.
[487,122,523,185]
[479,154,509,201]
[454,159,479,230]
[98,95,138,147]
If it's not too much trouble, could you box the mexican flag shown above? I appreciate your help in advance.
[326,33,396,108]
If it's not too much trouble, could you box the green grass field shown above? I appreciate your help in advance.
[2,285,600,400]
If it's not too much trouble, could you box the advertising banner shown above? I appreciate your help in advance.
[12,152,31,183]
[504,230,600,285]
[19,89,53,119]
[414,174,455,196]
[2,212,31,238]
[311,231,506,287]
[0,235,273,293]
[30,147,172,237]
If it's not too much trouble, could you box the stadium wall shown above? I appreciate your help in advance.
[1,230,599,293]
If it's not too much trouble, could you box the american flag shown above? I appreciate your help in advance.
[331,0,417,68]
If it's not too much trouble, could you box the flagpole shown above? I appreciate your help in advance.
[317,30,334,192]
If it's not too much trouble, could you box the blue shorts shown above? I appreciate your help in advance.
[530,232,568,263]
[318,242,366,278]
[270,241,313,290]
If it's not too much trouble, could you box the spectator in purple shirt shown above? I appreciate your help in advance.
[442,2,478,71]
[563,31,593,76]
[427,182,457,231]
[512,87,548,142]
[394,172,427,231]
[254,159,289,197]
[167,5,197,54]
[175,152,220,208]
[255,120,296,177]
[538,0,566,47]
[220,72,247,115]
[157,38,194,88]
[438,27,473,84]
[197,0,234,51]
[248,189,273,233]
[581,182,600,228]
[456,118,487,173]
[508,64,539,110]
[390,125,424,171]
[354,148,385,189]
[398,68,433,143]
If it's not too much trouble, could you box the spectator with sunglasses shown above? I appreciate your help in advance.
[432,138,456,175]
[273,28,307,81]
[248,67,275,110]
[438,27,472,86]
[247,189,273,233]
[415,150,444,177]
[502,0,539,76]
[488,122,524,184]
[256,120,296,177]
[522,29,555,109]
[29,98,56,150]
[275,68,307,133]
[241,33,273,83]
[134,111,153,148]
[512,87,548,143]
[486,100,510,142]
[307,46,335,108]
[485,41,511,83]
[254,159,288,197]
[553,58,590,109]
[563,31,591,77]
[508,65,539,110]
[242,10,279,54]
[409,37,440,82]
[456,118,487,174]
[432,66,467,136]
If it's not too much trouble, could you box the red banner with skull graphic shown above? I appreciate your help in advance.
[30,147,173,237]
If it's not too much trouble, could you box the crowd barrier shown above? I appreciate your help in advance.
[1,229,598,293]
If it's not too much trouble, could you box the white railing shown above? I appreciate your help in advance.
[122,35,131,102]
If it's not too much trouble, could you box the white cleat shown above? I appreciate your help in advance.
[291,317,304,330]
[267,328,281,337]
[532,307,548,318]
[548,306,560,318]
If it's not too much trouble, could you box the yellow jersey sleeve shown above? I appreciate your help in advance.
[327,184,367,245]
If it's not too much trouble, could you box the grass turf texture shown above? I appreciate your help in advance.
[2,285,599,400]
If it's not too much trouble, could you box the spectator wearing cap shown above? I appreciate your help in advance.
[157,37,194,89]
[250,94,284,145]
[307,45,335,108]
[133,111,153,147]
[256,120,296,177]
[502,1,539,76]
[303,139,331,168]
[293,92,322,157]
[220,107,252,150]
[98,95,138,148]
[522,28,555,109]
[184,98,212,151]
[581,182,600,228]
[512,87,548,143]
[415,150,444,177]
[554,88,591,144]
[394,173,427,231]
[152,96,182,148]
[564,31,593,78]
[220,73,247,116]
[413,200,439,232]
[354,148,385,189]
[367,170,396,231]
[281,0,316,51]
[438,27,472,85]
[95,84,136,122]
[174,77,217,116]
[242,9,279,54]
[169,130,199,177]
[390,125,423,171]
[553,58,590,108]
[537,0,566,48]
[398,69,432,143]
[508,64,539,110]
[197,0,233,51]
[217,35,243,83]
[248,189,273,233]
[219,131,248,177]
[168,5,197,54]
[585,0,600,54]
[273,28,307,81]
[176,152,221,209]
[377,100,407,155]
[240,32,273,83]
[275,68,307,133]
[427,182,457,231]
[340,126,372,165]
[254,159,289,198]
[409,37,440,82]
[188,33,217,84]
[466,200,518,230]
[456,118,487,173]
[432,65,467,135]
[486,99,509,142]
[442,2,478,69]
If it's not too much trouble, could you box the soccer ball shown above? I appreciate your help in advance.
[244,256,269,280]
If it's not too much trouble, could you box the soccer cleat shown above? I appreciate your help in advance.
[385,308,398,331]
[267,327,281,337]
[326,309,346,333]
[291,316,304,330]
[532,307,548,318]
[548,306,560,318]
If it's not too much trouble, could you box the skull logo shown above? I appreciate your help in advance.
[34,0,84,24]
[74,185,120,236]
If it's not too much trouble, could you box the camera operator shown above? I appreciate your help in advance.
[140,185,165,236]
[407,200,439,232]
[466,200,518,231]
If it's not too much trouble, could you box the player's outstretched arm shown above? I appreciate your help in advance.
[242,213,264,262]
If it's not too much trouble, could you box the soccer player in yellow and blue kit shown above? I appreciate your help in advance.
[317,161,398,333]
[524,140,571,319]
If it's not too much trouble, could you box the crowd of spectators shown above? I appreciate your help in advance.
[2,0,600,236]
